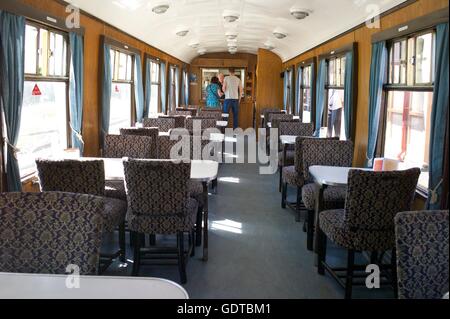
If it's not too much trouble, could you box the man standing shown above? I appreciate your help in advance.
[327,89,343,138]
[222,68,243,129]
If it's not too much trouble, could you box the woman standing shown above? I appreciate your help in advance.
[205,76,223,109]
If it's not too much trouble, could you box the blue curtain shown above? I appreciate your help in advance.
[175,67,180,108]
[314,59,327,137]
[343,51,355,140]
[134,54,144,123]
[427,23,449,210]
[180,68,185,106]
[160,62,167,114]
[101,43,112,147]
[295,65,303,117]
[0,11,25,192]
[144,58,151,118]
[184,70,190,105]
[283,70,288,111]
[309,61,315,124]
[69,33,84,154]
[366,41,387,167]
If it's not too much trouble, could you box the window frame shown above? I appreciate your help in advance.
[102,36,140,129]
[377,28,438,198]
[21,20,71,180]
[145,54,162,114]
[295,57,316,121]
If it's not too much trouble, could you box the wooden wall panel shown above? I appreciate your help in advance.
[255,49,284,129]
[17,0,187,158]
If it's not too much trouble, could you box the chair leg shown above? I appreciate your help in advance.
[178,231,187,284]
[195,205,203,246]
[391,248,398,299]
[306,210,314,251]
[132,232,141,277]
[345,250,355,299]
[279,167,283,192]
[118,222,126,263]
[295,187,302,222]
[190,229,196,257]
[281,183,287,209]
[317,228,327,275]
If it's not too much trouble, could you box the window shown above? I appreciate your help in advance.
[298,64,313,123]
[382,30,436,192]
[17,23,69,178]
[149,60,160,115]
[325,55,346,140]
[109,48,133,134]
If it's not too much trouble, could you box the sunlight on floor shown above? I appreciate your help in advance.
[218,177,241,184]
[211,219,243,234]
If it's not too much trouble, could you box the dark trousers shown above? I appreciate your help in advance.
[224,99,239,129]
[327,108,342,138]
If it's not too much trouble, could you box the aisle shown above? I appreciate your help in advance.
[104,160,394,299]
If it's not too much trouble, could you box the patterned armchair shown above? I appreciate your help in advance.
[143,117,176,132]
[124,159,198,283]
[169,110,192,117]
[0,192,104,275]
[166,116,187,128]
[317,168,420,299]
[120,127,159,138]
[198,111,223,120]
[301,138,354,250]
[103,134,155,159]
[186,118,218,135]
[35,159,127,265]
[260,108,282,127]
[395,210,449,299]
[267,113,293,129]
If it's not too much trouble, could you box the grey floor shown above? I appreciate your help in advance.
[103,155,395,299]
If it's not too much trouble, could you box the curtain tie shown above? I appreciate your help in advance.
[69,122,84,146]
[3,137,20,159]
[429,179,444,205]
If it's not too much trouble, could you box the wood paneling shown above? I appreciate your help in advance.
[16,0,186,158]
[255,49,284,129]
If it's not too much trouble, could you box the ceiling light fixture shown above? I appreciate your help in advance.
[189,41,200,49]
[176,28,189,37]
[226,31,238,40]
[273,30,287,39]
[152,4,170,14]
[198,48,207,55]
[223,11,240,23]
[264,42,275,50]
[290,8,310,20]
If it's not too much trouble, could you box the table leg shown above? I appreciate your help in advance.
[313,184,326,266]
[202,181,209,261]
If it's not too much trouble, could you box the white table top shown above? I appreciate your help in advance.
[309,166,370,187]
[216,121,228,127]
[222,113,229,118]
[100,158,219,183]
[0,272,188,299]
[280,135,298,145]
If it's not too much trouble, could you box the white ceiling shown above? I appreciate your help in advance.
[65,0,407,63]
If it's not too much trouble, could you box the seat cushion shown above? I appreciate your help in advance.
[188,180,204,207]
[105,180,127,201]
[282,166,304,187]
[278,150,295,167]
[302,183,347,210]
[103,197,127,233]
[126,198,198,235]
[319,209,395,251]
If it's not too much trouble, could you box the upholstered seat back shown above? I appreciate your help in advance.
[124,160,191,215]
[103,135,155,159]
[120,127,159,138]
[302,139,354,182]
[280,122,314,137]
[185,118,217,134]
[36,159,105,196]
[395,210,449,299]
[198,111,222,120]
[157,134,212,161]
[267,113,292,126]
[345,169,420,231]
[143,117,176,132]
[169,110,192,117]
[0,192,104,275]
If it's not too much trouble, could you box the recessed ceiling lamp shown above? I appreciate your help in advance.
[226,31,238,40]
[290,7,310,20]
[189,41,200,49]
[152,3,170,14]
[223,10,240,23]
[273,28,287,39]
[264,42,275,50]
[198,48,207,55]
[175,27,189,37]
